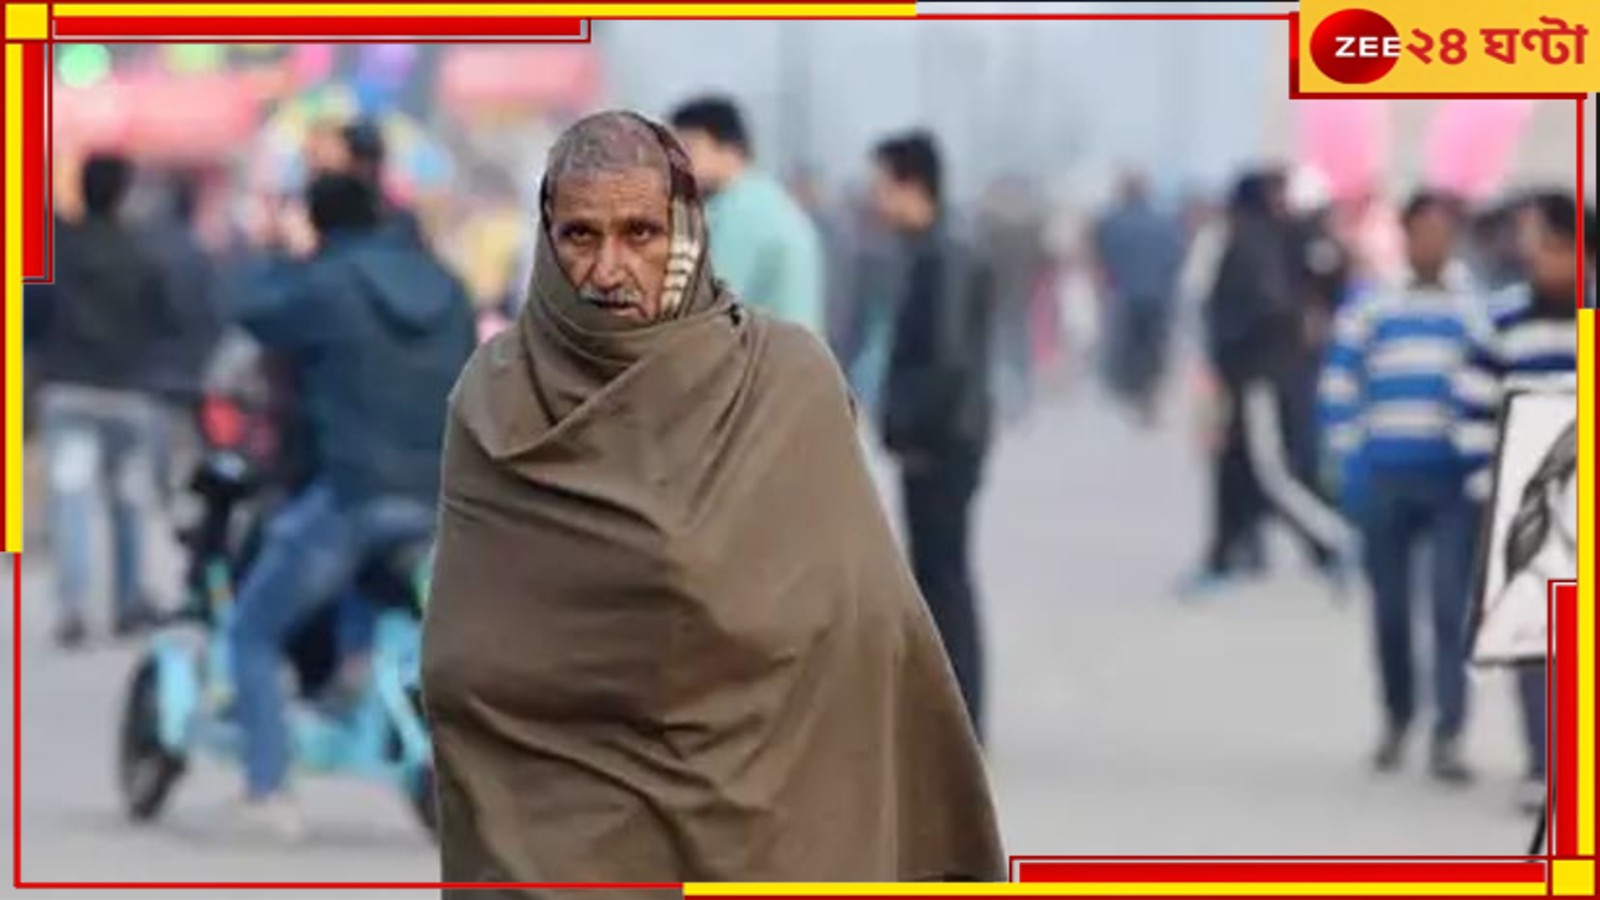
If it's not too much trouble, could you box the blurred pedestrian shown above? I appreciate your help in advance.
[423,111,1003,887]
[226,169,476,838]
[1092,168,1185,425]
[870,130,994,739]
[31,153,179,647]
[1455,190,1586,813]
[339,119,430,247]
[670,95,826,336]
[1320,191,1479,784]
[1185,169,1357,597]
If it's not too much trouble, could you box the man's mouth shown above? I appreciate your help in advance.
[581,289,648,319]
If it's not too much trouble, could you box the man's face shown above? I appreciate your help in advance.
[305,128,351,177]
[547,167,672,323]
[869,163,908,231]
[1519,208,1578,296]
[673,128,734,194]
[1405,205,1457,277]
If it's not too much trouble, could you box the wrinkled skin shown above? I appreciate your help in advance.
[547,168,673,323]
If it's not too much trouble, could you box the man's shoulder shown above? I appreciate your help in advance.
[750,314,853,416]
[1487,283,1534,326]
[447,329,519,419]
[751,311,835,369]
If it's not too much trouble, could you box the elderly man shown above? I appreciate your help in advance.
[421,112,1003,891]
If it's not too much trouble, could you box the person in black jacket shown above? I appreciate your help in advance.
[870,131,994,740]
[224,171,475,837]
[1185,169,1356,598]
[31,153,179,647]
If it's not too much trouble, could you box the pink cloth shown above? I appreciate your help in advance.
[1297,100,1391,202]
[1424,100,1536,202]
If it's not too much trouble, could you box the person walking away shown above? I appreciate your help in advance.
[1185,169,1357,597]
[1454,191,1589,813]
[871,131,995,740]
[422,111,1002,888]
[1320,192,1480,784]
[140,171,225,504]
[30,154,180,647]
[1092,168,1186,426]
[670,95,826,337]
[225,171,475,838]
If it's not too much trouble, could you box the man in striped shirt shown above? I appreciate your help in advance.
[1320,192,1480,783]
[1454,191,1585,812]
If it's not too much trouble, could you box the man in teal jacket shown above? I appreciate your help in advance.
[670,96,825,336]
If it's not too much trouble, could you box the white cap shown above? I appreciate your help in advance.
[1288,165,1332,214]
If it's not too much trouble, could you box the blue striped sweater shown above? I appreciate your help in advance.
[1452,284,1579,498]
[1319,273,1484,477]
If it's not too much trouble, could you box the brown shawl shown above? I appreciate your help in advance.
[421,118,1003,895]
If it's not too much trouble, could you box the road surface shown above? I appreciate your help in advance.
[4,390,1538,898]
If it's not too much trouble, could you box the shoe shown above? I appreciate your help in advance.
[1372,729,1407,773]
[54,616,87,650]
[1176,570,1236,600]
[235,792,308,843]
[1516,775,1547,815]
[1428,738,1474,785]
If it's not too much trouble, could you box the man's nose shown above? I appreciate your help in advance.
[592,238,627,288]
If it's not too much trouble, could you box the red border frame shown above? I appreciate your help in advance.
[5,4,1594,893]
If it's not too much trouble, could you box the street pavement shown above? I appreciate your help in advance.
[3,387,1540,898]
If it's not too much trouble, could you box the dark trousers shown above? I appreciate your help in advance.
[1106,298,1170,410]
[1206,391,1265,574]
[1204,378,1346,574]
[901,448,986,741]
[1360,467,1476,742]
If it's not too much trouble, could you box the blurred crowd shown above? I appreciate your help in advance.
[22,65,1597,839]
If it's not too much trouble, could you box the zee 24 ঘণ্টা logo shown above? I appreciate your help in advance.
[1310,7,1589,85]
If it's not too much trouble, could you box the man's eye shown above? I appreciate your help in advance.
[628,223,664,241]
[561,226,597,243]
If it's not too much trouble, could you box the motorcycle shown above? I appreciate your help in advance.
[115,334,438,837]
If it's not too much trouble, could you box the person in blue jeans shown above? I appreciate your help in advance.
[27,154,180,647]
[1320,191,1480,783]
[226,170,475,838]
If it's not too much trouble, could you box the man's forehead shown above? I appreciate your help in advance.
[546,114,671,185]
[548,167,670,216]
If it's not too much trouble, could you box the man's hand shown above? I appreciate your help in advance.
[274,202,318,260]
